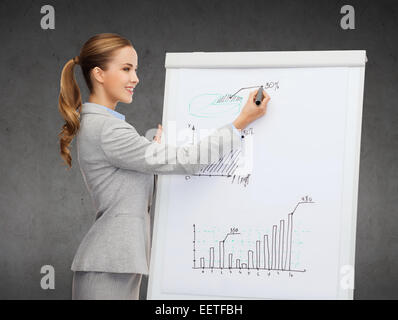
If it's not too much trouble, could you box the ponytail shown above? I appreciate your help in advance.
[58,56,82,169]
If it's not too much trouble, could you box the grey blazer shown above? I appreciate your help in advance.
[71,102,242,274]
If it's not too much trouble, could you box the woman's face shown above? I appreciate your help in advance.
[92,46,139,105]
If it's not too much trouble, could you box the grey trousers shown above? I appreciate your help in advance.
[72,271,143,300]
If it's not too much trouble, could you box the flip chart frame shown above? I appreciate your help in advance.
[147,50,367,300]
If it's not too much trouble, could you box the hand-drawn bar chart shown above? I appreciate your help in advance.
[184,125,253,187]
[193,196,314,273]
[196,149,242,177]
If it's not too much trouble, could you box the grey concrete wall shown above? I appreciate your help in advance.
[0,0,396,299]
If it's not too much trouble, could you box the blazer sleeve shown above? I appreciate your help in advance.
[100,119,242,175]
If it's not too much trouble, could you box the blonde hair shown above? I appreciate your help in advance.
[58,33,133,169]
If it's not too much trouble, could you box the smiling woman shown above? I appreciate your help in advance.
[58,33,152,300]
[87,45,139,107]
[57,33,269,301]
[58,33,139,169]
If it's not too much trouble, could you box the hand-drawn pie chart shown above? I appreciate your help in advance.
[188,93,243,118]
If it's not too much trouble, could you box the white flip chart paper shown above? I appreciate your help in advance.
[148,51,366,300]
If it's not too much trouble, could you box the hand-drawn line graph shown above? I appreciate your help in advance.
[192,196,314,274]
[228,82,280,99]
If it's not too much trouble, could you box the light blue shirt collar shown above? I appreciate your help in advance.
[84,102,125,121]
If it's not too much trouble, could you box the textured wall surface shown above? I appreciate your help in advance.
[0,0,397,299]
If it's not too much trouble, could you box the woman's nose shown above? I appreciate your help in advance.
[132,74,139,84]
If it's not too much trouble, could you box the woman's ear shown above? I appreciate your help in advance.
[91,67,105,85]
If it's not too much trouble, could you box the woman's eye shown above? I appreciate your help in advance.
[123,68,130,71]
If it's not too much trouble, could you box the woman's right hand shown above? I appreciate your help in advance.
[153,124,162,143]
[233,88,270,130]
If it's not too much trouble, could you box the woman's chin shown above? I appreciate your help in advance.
[120,96,133,104]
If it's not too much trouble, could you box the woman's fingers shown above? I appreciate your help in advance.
[154,124,162,143]
[260,89,271,113]
[262,88,270,103]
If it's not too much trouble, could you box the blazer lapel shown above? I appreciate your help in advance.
[80,103,114,118]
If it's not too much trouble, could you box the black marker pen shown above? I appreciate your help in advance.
[255,85,264,106]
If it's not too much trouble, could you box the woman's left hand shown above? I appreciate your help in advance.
[153,124,162,143]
